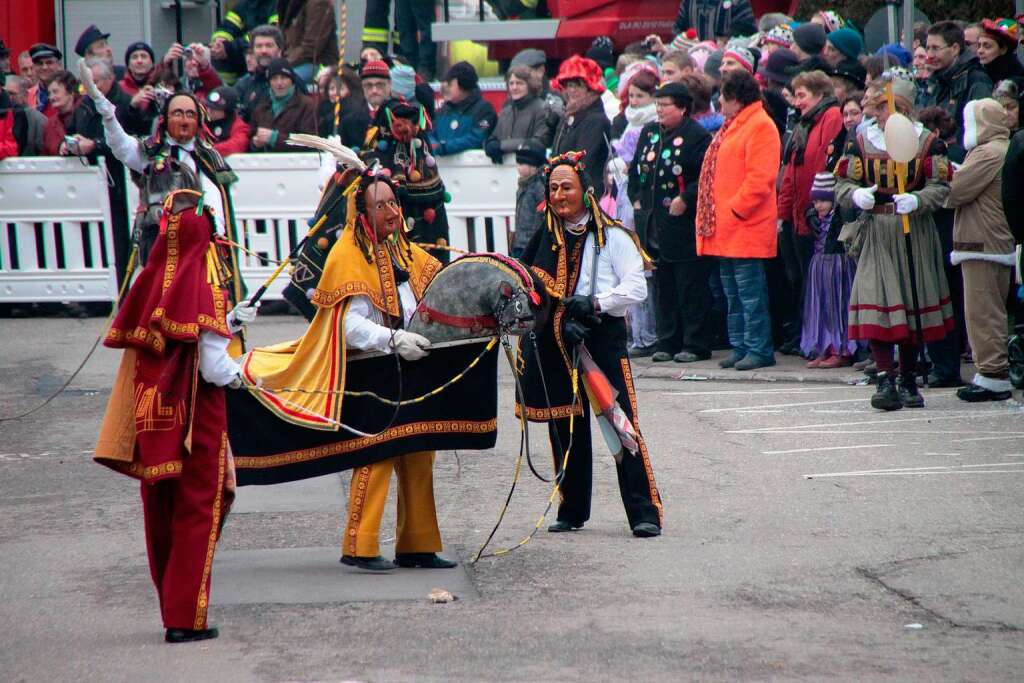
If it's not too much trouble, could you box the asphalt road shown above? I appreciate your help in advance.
[2,316,1022,682]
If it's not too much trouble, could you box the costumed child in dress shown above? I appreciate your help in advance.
[801,172,858,368]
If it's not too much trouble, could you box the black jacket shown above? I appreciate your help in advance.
[552,97,610,196]
[919,53,993,144]
[1002,129,1024,245]
[984,51,1024,90]
[673,0,755,40]
[317,96,370,149]
[627,117,711,262]
[805,208,846,255]
[429,89,498,155]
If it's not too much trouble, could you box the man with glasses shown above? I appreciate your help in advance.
[360,59,392,118]
[919,21,992,144]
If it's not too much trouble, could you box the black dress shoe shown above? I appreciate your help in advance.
[393,552,457,568]
[632,522,661,538]
[340,555,394,571]
[651,351,674,362]
[956,383,1012,402]
[547,520,583,532]
[165,627,219,643]
[673,350,708,363]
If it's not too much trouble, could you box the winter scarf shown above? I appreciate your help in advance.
[784,96,837,166]
[270,85,296,117]
[695,116,735,238]
[625,102,657,128]
[565,89,601,117]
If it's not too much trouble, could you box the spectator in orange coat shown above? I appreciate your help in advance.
[696,70,781,370]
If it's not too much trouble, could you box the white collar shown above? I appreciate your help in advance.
[169,137,196,152]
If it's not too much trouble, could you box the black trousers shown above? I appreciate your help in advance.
[775,225,814,342]
[654,257,713,357]
[545,318,663,529]
[395,0,436,74]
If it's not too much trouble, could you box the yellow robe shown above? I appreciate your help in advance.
[239,226,440,430]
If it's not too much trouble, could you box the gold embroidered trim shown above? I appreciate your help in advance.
[194,431,227,630]
[345,465,374,556]
[162,213,180,293]
[124,459,184,480]
[232,418,498,469]
[620,359,663,524]
[514,403,583,421]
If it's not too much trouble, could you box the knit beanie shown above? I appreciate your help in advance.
[444,61,479,91]
[360,60,391,81]
[586,36,615,71]
[723,47,755,73]
[814,10,846,33]
[762,48,799,85]
[391,63,416,100]
[875,43,911,67]
[124,41,155,68]
[809,172,836,201]
[793,22,827,55]
[762,24,793,48]
[827,28,863,61]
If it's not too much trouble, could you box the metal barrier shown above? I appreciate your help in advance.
[0,157,118,303]
[1,151,519,303]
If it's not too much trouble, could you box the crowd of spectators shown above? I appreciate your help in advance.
[0,3,1022,403]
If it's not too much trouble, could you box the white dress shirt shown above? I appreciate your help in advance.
[101,107,226,234]
[571,226,647,317]
[198,331,241,386]
[344,281,418,353]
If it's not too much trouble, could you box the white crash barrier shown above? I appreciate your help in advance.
[0,157,118,303]
[1,151,519,303]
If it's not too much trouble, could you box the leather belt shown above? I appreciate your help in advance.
[869,202,897,215]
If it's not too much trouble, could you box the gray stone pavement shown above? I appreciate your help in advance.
[1,316,1023,682]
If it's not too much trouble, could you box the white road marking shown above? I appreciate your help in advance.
[701,398,866,413]
[763,444,892,455]
[956,435,1024,443]
[729,412,1021,434]
[731,430,1024,436]
[804,461,1024,479]
[662,388,832,397]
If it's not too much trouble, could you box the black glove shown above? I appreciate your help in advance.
[484,138,504,164]
[562,295,598,324]
[562,319,590,347]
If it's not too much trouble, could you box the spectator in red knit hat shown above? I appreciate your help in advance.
[551,55,611,195]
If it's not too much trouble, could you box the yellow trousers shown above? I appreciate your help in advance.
[342,451,442,557]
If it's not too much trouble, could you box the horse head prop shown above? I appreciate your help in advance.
[408,253,550,343]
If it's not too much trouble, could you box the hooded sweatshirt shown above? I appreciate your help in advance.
[946,98,1015,265]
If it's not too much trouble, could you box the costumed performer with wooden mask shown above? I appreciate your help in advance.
[516,150,664,538]
[239,168,456,571]
[77,58,242,275]
[93,186,259,643]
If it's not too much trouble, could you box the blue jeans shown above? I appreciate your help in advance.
[718,258,774,361]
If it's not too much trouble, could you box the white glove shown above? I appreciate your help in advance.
[76,58,116,120]
[227,299,260,332]
[852,184,877,211]
[893,193,919,215]
[391,330,431,361]
[228,374,245,390]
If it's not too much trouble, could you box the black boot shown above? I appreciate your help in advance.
[897,374,925,408]
[165,627,219,643]
[870,372,903,411]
